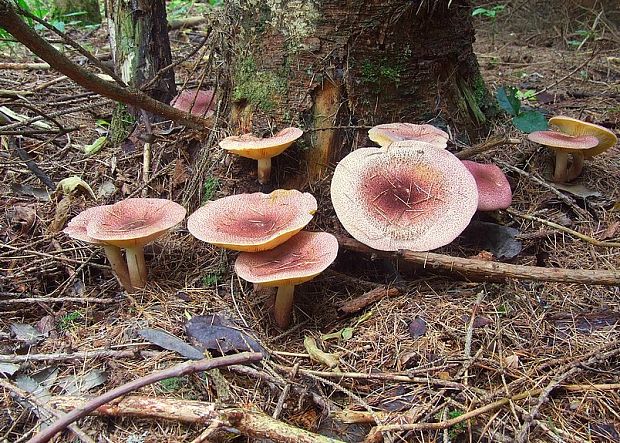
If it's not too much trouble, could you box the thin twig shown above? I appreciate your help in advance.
[455,137,521,160]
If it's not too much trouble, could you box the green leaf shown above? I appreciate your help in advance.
[511,111,548,133]
[341,327,354,340]
[83,136,107,155]
[496,86,520,116]
[56,176,96,199]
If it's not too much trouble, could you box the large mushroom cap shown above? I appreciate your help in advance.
[549,116,617,157]
[219,127,303,160]
[187,189,317,252]
[87,198,187,248]
[368,123,449,149]
[461,160,512,211]
[527,130,599,152]
[171,89,216,117]
[63,206,112,244]
[235,231,339,287]
[331,146,478,251]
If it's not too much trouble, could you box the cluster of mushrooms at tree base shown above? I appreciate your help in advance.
[63,119,616,328]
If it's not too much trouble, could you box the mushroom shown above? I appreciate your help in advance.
[219,127,303,184]
[235,231,339,328]
[63,206,134,293]
[171,89,216,117]
[461,160,512,211]
[527,131,598,182]
[86,198,187,288]
[368,123,449,149]
[187,189,317,252]
[548,116,618,180]
[330,145,478,251]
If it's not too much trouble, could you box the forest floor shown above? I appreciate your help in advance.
[1,2,619,443]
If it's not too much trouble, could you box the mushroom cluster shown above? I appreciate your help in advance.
[528,116,617,183]
[188,189,338,328]
[330,122,513,252]
[64,198,186,293]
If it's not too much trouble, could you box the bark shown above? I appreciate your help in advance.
[105,0,175,113]
[224,1,491,182]
[53,0,101,25]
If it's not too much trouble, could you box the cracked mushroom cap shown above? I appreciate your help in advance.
[187,189,317,252]
[235,231,339,287]
[461,160,512,211]
[63,206,112,244]
[549,116,617,157]
[219,127,303,160]
[172,89,216,117]
[86,198,187,248]
[331,146,478,251]
[527,130,599,152]
[368,123,449,149]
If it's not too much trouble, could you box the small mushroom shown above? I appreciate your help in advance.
[235,231,339,329]
[219,127,303,184]
[63,206,134,293]
[187,189,317,252]
[527,131,598,182]
[368,123,449,149]
[331,145,478,251]
[171,89,216,117]
[549,116,617,158]
[461,160,512,211]
[86,198,186,288]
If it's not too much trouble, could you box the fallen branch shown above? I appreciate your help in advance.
[336,236,620,285]
[27,352,263,443]
[0,62,50,70]
[0,296,116,305]
[0,0,211,132]
[337,286,401,315]
[45,395,344,443]
[0,348,158,363]
[455,137,521,160]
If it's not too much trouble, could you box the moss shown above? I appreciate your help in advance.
[360,58,403,85]
[233,56,287,112]
[109,104,135,147]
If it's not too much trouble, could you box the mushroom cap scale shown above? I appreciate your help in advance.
[235,231,339,287]
[219,127,303,160]
[461,160,512,211]
[86,198,187,248]
[527,131,599,152]
[63,206,112,244]
[331,146,478,251]
[187,189,317,252]
[549,116,617,157]
[368,123,449,149]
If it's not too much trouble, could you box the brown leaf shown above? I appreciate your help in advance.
[171,159,188,188]
[408,316,427,339]
[6,204,37,234]
[600,221,620,240]
[48,195,72,233]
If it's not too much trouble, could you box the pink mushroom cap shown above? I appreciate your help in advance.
[171,89,216,117]
[461,160,512,211]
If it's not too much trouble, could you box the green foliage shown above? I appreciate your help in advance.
[447,409,468,439]
[233,57,287,112]
[201,177,220,203]
[472,4,505,18]
[361,58,403,85]
[201,272,221,287]
[166,0,219,21]
[57,310,82,331]
[159,376,184,392]
[496,86,548,133]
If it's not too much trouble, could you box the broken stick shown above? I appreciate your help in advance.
[336,236,620,286]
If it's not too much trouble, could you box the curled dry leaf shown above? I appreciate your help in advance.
[185,315,267,356]
[304,336,339,369]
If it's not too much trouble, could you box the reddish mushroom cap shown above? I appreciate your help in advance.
[331,146,478,251]
[187,189,317,252]
[63,206,112,244]
[461,160,512,211]
[527,131,598,151]
[171,89,216,117]
[235,231,339,287]
[549,116,617,157]
[368,123,449,149]
[87,198,187,248]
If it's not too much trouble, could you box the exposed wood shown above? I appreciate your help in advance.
[45,395,345,443]
[337,235,620,285]
[337,286,401,315]
[0,0,211,132]
[0,62,50,70]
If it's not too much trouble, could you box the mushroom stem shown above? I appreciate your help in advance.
[102,245,134,293]
[257,158,272,184]
[553,151,570,183]
[566,152,585,181]
[274,285,295,329]
[126,247,147,288]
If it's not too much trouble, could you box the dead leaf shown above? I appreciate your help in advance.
[470,250,495,261]
[138,328,204,360]
[58,369,107,395]
[551,311,620,334]
[437,371,451,381]
[185,315,267,356]
[304,336,339,369]
[11,323,44,345]
[553,183,601,199]
[56,176,96,200]
[48,195,72,233]
[6,204,37,234]
[504,354,520,369]
[461,315,493,328]
[408,316,427,339]
[600,221,620,240]
[171,159,189,187]
[10,184,50,201]
[97,181,117,199]
[460,221,522,260]
[0,362,20,376]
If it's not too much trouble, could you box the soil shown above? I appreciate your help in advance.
[1,2,619,443]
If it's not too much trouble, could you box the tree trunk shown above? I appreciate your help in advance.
[105,0,175,117]
[224,1,492,183]
[53,0,101,25]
